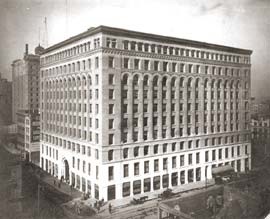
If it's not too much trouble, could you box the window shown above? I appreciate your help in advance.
[154,145,159,154]
[134,162,139,175]
[109,119,114,129]
[218,149,222,159]
[144,60,149,70]
[172,156,176,168]
[123,148,128,159]
[163,144,167,153]
[212,150,216,161]
[109,134,114,145]
[163,158,168,170]
[180,155,185,166]
[109,74,114,85]
[124,58,129,68]
[144,161,149,174]
[109,104,114,114]
[205,151,209,162]
[109,89,114,99]
[154,61,159,71]
[196,152,200,164]
[95,57,99,68]
[123,164,129,177]
[108,150,114,161]
[188,154,192,165]
[134,59,140,69]
[144,146,149,156]
[154,159,159,171]
[134,147,139,157]
[108,56,114,68]
[108,166,114,180]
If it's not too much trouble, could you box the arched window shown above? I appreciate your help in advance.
[133,75,139,86]
[122,74,128,85]
[171,77,176,87]
[204,79,208,88]
[143,75,149,86]
[180,77,184,87]
[162,77,167,87]
[153,76,159,87]
[195,78,199,88]
[187,78,192,88]
[211,80,215,89]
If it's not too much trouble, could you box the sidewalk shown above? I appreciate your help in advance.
[97,179,215,218]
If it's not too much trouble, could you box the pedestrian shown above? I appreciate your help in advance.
[53,179,56,186]
[108,204,111,214]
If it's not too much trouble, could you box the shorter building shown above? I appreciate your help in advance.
[17,110,40,163]
[250,97,270,119]
[251,117,270,167]
[0,73,12,126]
[25,112,40,164]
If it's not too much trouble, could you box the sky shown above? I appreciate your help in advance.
[0,0,269,97]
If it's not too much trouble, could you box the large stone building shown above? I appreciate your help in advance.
[40,26,252,201]
[0,73,12,126]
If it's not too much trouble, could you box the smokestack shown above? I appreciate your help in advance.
[25,44,28,55]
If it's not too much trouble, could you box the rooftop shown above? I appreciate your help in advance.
[43,25,253,55]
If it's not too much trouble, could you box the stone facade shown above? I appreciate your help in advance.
[40,26,252,201]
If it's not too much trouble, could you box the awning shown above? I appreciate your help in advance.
[212,165,234,176]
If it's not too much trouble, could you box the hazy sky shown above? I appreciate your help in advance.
[0,0,269,97]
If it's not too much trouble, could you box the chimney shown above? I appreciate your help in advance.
[25,44,28,55]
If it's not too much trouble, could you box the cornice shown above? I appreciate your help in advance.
[102,48,251,68]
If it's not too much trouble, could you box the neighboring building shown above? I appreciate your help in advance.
[251,117,270,167]
[16,110,40,163]
[11,44,44,151]
[11,44,44,123]
[25,111,40,164]
[0,73,12,126]
[250,97,270,119]
[40,26,252,201]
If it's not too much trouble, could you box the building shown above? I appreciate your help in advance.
[25,111,40,163]
[16,110,40,163]
[11,44,44,150]
[11,44,44,123]
[250,97,270,119]
[251,117,270,167]
[40,26,252,201]
[0,73,12,127]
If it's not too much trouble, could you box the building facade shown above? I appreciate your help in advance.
[11,44,44,150]
[0,73,12,126]
[25,111,40,163]
[11,44,43,123]
[251,117,270,167]
[40,26,252,201]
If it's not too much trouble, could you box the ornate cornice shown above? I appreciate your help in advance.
[102,48,251,68]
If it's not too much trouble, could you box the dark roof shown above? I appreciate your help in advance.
[43,25,252,55]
